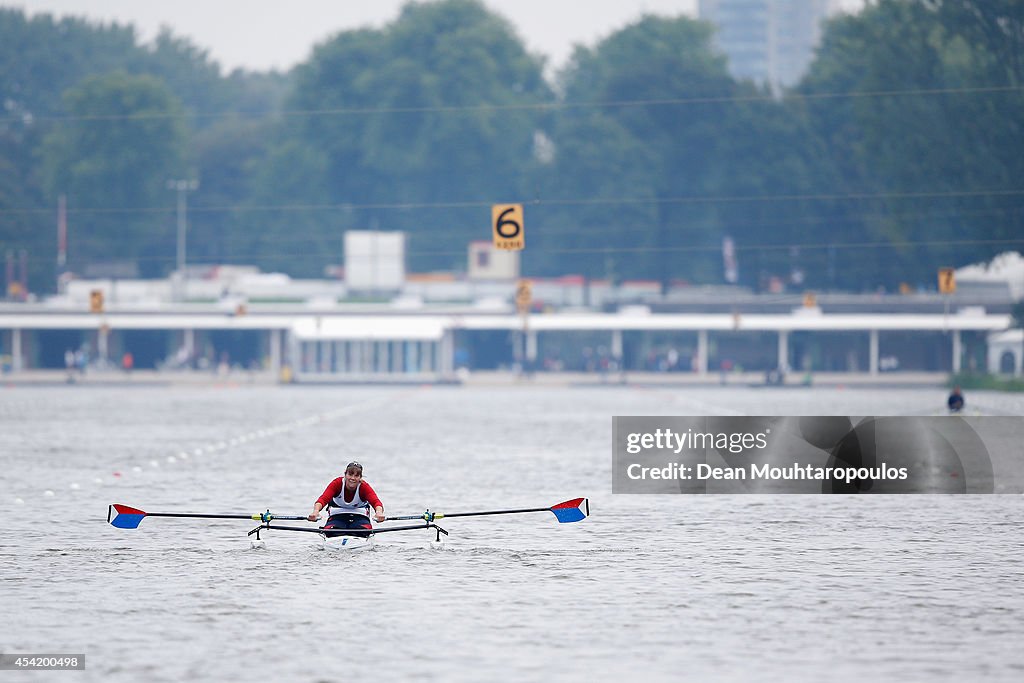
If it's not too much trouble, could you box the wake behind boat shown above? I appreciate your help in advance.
[107,498,591,551]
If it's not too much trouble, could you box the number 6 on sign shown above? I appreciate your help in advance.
[492,204,524,251]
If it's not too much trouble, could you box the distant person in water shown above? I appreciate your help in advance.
[947,386,965,413]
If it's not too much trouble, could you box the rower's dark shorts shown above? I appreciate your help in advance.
[324,514,372,530]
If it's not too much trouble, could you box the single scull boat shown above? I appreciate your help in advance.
[108,497,590,551]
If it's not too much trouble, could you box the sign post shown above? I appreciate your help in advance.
[515,279,532,376]
[938,266,956,339]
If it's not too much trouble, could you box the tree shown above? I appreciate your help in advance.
[799,0,1024,289]
[40,71,187,274]
[545,15,825,288]
[1,8,286,289]
[257,0,553,274]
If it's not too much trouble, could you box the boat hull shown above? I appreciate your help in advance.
[318,533,375,552]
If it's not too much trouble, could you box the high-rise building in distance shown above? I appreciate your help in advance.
[698,0,845,92]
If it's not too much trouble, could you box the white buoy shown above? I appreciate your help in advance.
[93,478,104,485]
[178,452,189,460]
[132,466,143,473]
[14,498,24,504]
[44,490,55,497]
[194,448,204,455]
[69,482,80,490]
[167,456,176,464]
[150,460,159,468]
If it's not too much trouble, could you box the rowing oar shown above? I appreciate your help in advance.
[107,504,309,529]
[385,497,590,524]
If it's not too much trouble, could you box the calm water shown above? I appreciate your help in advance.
[2,383,1023,682]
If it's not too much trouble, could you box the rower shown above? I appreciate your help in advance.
[947,386,965,413]
[308,461,385,530]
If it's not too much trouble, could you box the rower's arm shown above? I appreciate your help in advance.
[316,478,343,507]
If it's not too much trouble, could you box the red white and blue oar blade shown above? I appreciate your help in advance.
[550,498,590,523]
[108,504,146,529]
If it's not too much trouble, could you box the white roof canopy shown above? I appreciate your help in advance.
[292,316,446,341]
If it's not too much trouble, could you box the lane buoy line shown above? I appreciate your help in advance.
[22,392,409,504]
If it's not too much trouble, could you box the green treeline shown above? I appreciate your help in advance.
[1,0,1021,293]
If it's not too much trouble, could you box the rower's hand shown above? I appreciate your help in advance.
[374,512,386,522]
[307,512,320,522]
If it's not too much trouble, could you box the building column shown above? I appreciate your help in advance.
[952,330,962,374]
[869,330,879,376]
[12,328,22,371]
[270,329,281,378]
[440,330,454,375]
[697,330,709,376]
[611,329,623,362]
[392,341,402,373]
[422,341,433,373]
[526,330,537,363]
[288,334,302,374]
[353,341,364,373]
[98,325,109,364]
[777,331,789,371]
[407,340,419,373]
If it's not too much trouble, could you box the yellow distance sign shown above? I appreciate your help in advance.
[515,279,532,314]
[938,267,956,294]
[492,203,524,251]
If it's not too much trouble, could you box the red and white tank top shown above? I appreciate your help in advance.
[328,484,371,517]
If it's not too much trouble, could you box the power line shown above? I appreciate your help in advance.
[9,203,1021,253]
[8,85,1022,124]
[3,187,1023,217]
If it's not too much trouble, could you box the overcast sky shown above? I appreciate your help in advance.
[9,1,724,73]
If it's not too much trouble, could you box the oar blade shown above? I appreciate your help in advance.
[108,504,146,529]
[549,497,589,523]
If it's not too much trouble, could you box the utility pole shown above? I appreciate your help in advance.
[168,179,199,302]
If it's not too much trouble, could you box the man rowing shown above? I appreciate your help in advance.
[307,461,385,529]
[947,386,965,413]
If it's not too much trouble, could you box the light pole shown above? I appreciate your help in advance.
[168,179,199,302]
